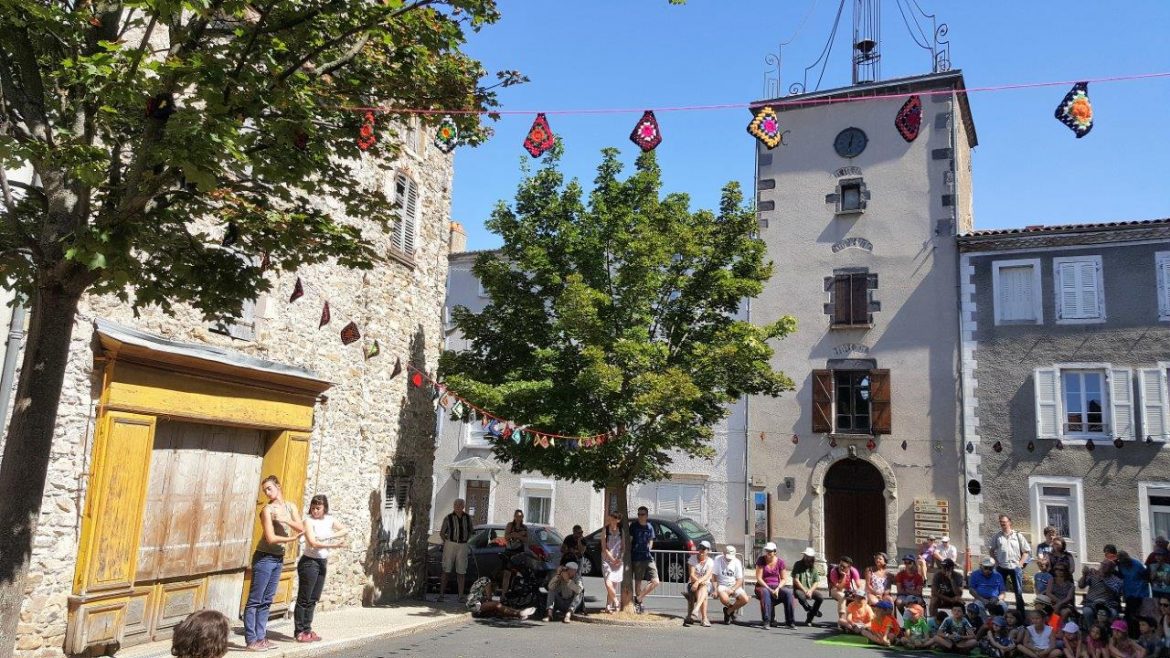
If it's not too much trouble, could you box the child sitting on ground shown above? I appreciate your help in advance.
[1108,620,1148,658]
[862,600,901,647]
[1018,608,1061,658]
[171,610,230,658]
[900,603,934,650]
[1135,617,1160,658]
[935,605,978,654]
[981,616,1017,658]
[1084,622,1110,658]
[839,591,873,634]
[1059,621,1081,658]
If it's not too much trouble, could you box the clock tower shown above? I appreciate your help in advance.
[745,70,977,563]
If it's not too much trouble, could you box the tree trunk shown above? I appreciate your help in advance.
[0,284,82,656]
[615,481,634,612]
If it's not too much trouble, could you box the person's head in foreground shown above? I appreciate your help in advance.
[172,610,229,658]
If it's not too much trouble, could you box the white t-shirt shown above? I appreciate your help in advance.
[302,515,334,560]
[1027,625,1052,650]
[713,555,743,588]
[688,555,713,582]
[934,544,958,562]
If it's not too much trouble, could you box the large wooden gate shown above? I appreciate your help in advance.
[824,458,887,564]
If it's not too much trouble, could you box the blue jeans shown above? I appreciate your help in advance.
[756,584,795,624]
[996,566,1026,618]
[244,552,284,644]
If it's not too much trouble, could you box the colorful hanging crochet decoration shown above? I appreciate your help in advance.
[1054,82,1093,138]
[289,277,304,303]
[523,113,556,157]
[356,111,377,151]
[340,321,361,345]
[364,340,381,360]
[319,302,331,328]
[895,94,923,142]
[433,116,458,154]
[746,106,785,150]
[629,110,663,152]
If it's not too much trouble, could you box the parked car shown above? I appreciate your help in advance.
[426,523,564,593]
[579,514,715,582]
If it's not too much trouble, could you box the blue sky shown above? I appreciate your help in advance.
[451,1,1170,251]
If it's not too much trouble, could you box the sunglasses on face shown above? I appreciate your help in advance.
[638,513,648,517]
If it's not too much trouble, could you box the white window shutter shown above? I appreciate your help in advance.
[1057,263,1080,319]
[403,177,418,254]
[1034,367,1060,439]
[1139,368,1169,441]
[1158,257,1170,318]
[680,485,705,523]
[656,484,679,515]
[1109,368,1134,440]
[999,266,1034,321]
[1079,261,1101,319]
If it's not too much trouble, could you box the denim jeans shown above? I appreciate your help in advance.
[995,566,1025,618]
[756,584,795,624]
[244,552,284,644]
[294,556,328,635]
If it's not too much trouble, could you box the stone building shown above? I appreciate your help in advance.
[747,70,977,564]
[958,219,1170,562]
[435,249,746,549]
[7,119,453,656]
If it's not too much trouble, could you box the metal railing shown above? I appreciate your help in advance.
[643,549,696,599]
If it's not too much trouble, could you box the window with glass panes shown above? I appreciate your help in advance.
[1061,370,1106,434]
[525,494,551,525]
[834,371,871,433]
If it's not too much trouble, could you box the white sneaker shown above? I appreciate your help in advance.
[519,606,536,620]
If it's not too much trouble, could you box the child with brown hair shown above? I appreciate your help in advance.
[171,610,229,658]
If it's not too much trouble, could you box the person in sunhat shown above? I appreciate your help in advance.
[1106,619,1147,658]
[791,546,824,626]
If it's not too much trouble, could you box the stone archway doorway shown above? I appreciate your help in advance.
[823,458,888,564]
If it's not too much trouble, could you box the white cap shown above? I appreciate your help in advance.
[564,562,579,571]
[723,544,737,555]
[698,540,712,550]
[803,547,817,557]
[763,542,777,552]
[1062,621,1080,634]
[980,556,996,567]
[941,536,951,542]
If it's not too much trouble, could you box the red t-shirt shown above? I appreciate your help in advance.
[896,570,924,594]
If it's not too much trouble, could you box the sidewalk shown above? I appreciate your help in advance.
[115,602,469,658]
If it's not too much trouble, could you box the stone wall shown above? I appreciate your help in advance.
[14,138,453,656]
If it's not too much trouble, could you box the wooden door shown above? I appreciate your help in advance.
[823,459,887,564]
[465,480,490,526]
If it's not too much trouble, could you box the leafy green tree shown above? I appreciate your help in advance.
[440,146,796,610]
[0,0,516,644]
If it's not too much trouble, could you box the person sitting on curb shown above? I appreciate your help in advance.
[829,555,864,625]
[755,542,796,629]
[544,563,584,624]
[839,590,874,634]
[969,556,1008,616]
[895,553,926,614]
[791,547,825,627]
[900,603,934,650]
[465,577,536,621]
[935,604,978,654]
[862,600,901,647]
[980,616,1017,658]
[931,558,967,617]
[1018,607,1061,658]
[713,544,750,625]
[684,540,715,627]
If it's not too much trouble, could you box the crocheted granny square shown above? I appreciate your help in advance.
[340,321,361,345]
[356,111,377,151]
[1054,82,1093,138]
[434,116,458,154]
[523,113,556,157]
[747,106,785,150]
[895,94,923,142]
[629,110,663,152]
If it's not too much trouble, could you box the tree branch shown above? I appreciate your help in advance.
[315,33,370,78]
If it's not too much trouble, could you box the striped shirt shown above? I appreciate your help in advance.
[441,512,473,544]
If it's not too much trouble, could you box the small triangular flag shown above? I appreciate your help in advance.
[319,302,331,328]
[364,340,381,360]
[290,278,304,303]
[389,356,402,379]
[340,321,360,345]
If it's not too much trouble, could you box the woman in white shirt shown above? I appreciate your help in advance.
[294,495,348,643]
[686,541,715,627]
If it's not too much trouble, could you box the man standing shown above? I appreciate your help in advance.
[791,547,824,626]
[987,514,1030,618]
[713,544,750,624]
[1115,550,1148,637]
[438,498,473,602]
[968,557,1007,614]
[629,506,659,613]
[544,563,584,623]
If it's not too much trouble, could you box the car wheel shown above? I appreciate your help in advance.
[578,556,593,577]
[666,560,686,583]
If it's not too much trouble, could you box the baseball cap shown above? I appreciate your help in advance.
[941,536,951,542]
[723,544,737,555]
[903,553,915,562]
[875,600,894,610]
[1062,622,1080,634]
[966,602,982,614]
[981,556,996,568]
[564,562,578,571]
[992,616,1007,628]
[698,540,712,550]
[763,542,777,552]
[1111,620,1128,633]
[802,547,816,557]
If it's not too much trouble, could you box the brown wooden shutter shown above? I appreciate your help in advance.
[812,369,833,433]
[833,276,850,325]
[850,274,869,324]
[869,369,891,434]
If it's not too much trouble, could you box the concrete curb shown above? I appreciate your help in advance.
[267,613,471,657]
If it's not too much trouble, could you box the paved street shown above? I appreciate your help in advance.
[319,578,921,658]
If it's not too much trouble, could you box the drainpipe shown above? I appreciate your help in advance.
[0,298,26,430]
[950,91,974,571]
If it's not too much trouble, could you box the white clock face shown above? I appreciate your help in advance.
[834,128,868,158]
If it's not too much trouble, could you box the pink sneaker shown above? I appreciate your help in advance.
[246,641,267,652]
[309,631,322,641]
[295,632,312,643]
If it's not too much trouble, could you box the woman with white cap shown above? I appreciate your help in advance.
[755,542,796,628]
[685,540,714,627]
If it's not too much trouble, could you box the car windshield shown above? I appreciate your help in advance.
[677,518,710,538]
[532,527,564,545]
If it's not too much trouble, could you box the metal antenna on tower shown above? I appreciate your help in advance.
[852,0,881,84]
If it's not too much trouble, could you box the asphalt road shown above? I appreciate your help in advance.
[320,578,926,658]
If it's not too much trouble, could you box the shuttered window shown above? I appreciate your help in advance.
[832,273,871,326]
[1035,365,1129,441]
[992,259,1041,324]
[1054,256,1104,321]
[1156,252,1170,320]
[391,173,419,256]
[656,483,705,523]
[811,369,891,435]
[381,469,413,552]
[1139,368,1169,441]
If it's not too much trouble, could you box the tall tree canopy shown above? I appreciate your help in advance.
[440,147,796,607]
[0,0,512,648]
